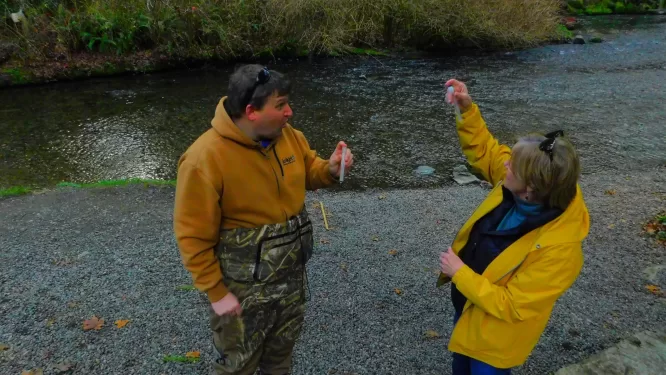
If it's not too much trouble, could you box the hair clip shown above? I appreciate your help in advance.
[539,130,564,160]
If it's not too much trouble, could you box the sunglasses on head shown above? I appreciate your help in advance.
[538,130,564,161]
[242,67,271,108]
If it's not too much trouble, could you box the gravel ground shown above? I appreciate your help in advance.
[1,169,664,375]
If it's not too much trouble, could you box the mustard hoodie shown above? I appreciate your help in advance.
[174,97,335,302]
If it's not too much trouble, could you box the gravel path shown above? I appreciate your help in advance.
[1,168,664,375]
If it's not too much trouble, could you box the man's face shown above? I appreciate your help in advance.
[249,93,293,140]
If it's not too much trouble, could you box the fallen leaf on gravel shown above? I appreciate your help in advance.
[54,363,73,373]
[320,238,330,244]
[115,320,130,328]
[424,330,441,339]
[186,351,200,359]
[388,249,398,256]
[82,316,104,331]
[604,189,616,195]
[21,370,43,375]
[0,343,9,351]
[67,302,78,308]
[47,318,55,327]
[379,193,387,200]
[52,258,75,266]
[607,223,616,229]
[646,284,663,296]
[340,263,348,272]
[372,236,379,241]
[394,288,403,295]
[175,285,196,291]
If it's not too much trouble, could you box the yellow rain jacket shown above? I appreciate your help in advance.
[437,104,590,368]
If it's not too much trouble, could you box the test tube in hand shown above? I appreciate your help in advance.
[447,86,462,122]
[339,145,347,183]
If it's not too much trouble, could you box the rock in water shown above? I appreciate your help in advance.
[453,165,480,185]
[573,35,586,45]
[10,9,25,24]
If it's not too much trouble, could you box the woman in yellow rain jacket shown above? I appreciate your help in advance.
[437,79,590,375]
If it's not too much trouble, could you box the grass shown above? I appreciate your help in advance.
[556,24,574,41]
[1,0,564,65]
[586,3,614,15]
[1,67,28,83]
[56,178,177,188]
[0,186,32,198]
[0,178,176,199]
[566,1,661,15]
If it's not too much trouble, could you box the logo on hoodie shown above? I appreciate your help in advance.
[282,155,296,165]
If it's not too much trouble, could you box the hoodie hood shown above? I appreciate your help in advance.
[211,96,261,149]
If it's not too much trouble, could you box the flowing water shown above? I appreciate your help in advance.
[1,16,665,191]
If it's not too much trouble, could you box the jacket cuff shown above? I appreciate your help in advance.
[320,163,337,186]
[206,282,229,303]
[452,264,474,286]
[457,103,480,126]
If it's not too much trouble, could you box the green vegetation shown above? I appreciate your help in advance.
[1,67,28,83]
[0,178,176,199]
[0,186,31,198]
[556,24,575,41]
[567,0,661,15]
[1,0,563,64]
[586,3,614,14]
[56,178,177,188]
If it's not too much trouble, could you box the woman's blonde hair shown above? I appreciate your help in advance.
[511,133,580,210]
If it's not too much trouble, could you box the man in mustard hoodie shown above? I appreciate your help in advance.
[174,64,354,375]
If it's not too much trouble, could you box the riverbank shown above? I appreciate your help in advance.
[1,0,566,87]
[1,169,664,374]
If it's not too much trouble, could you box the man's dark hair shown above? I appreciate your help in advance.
[225,64,291,119]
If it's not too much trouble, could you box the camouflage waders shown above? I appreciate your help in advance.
[210,208,313,375]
